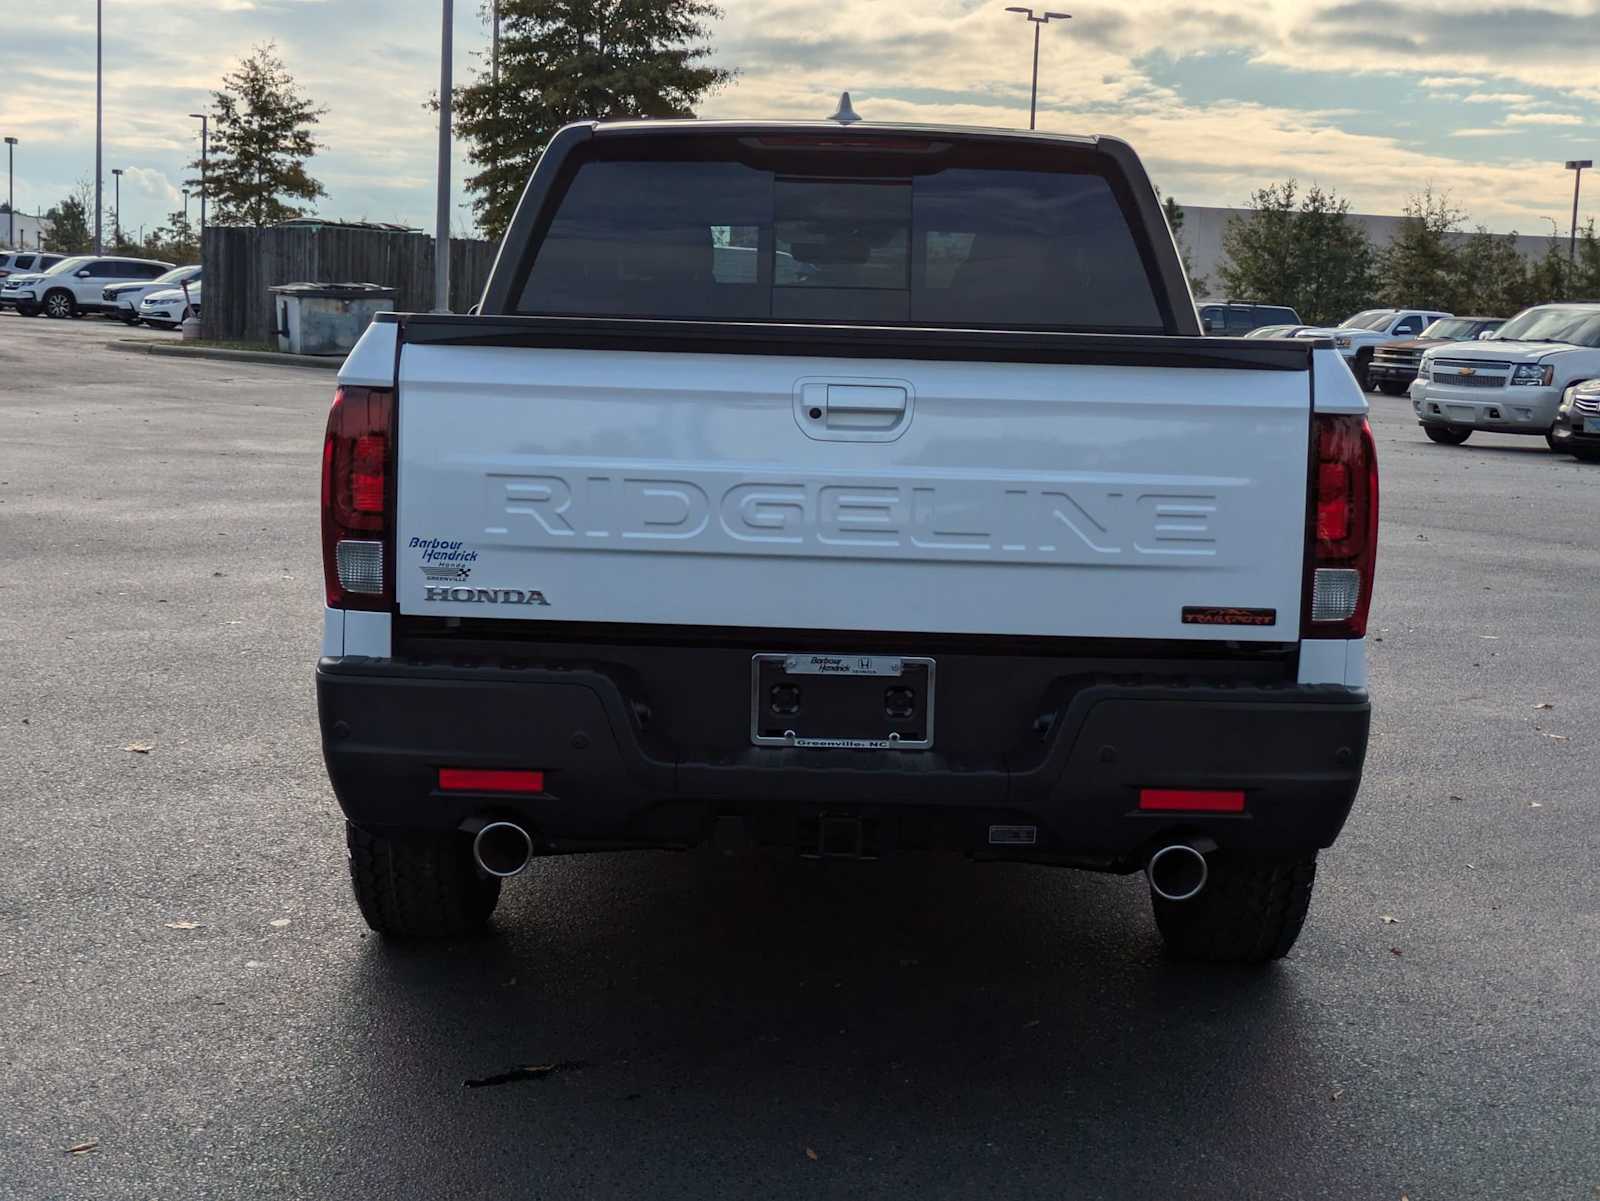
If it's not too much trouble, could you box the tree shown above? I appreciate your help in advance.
[450,0,734,239]
[44,178,94,253]
[1218,179,1376,326]
[1162,194,1208,298]
[1452,227,1530,316]
[1376,187,1466,310]
[189,43,327,227]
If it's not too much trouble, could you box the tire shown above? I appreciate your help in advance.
[1152,851,1317,964]
[1352,350,1374,391]
[1571,447,1600,464]
[42,289,76,319]
[15,304,38,317]
[1423,425,1472,445]
[345,821,502,939]
[121,313,140,326]
[1376,380,1408,396]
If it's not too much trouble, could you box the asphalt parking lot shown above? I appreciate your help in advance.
[2,313,1597,1200]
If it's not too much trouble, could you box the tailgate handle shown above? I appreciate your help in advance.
[796,380,914,441]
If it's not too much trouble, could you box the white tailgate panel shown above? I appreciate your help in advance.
[396,346,1309,641]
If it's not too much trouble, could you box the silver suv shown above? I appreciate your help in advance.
[1411,303,1600,448]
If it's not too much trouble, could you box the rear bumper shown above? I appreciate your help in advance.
[317,656,1371,869]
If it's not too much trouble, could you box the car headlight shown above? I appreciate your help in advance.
[1417,359,1432,377]
[1559,386,1577,412]
[1334,334,1353,349]
[1510,363,1555,387]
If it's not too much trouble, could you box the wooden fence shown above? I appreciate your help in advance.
[200,226,497,344]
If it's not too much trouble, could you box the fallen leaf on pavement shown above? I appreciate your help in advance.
[122,742,153,754]
[806,1148,819,1161]
[1390,947,1403,956]
[1331,1088,1344,1101]
[164,921,201,930]
[1539,733,1568,742]
[65,1141,98,1155]
[1533,702,1554,710]
[268,918,290,928]
[1380,915,1400,924]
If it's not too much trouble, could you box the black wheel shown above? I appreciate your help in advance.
[345,822,501,939]
[1571,447,1600,463]
[1352,350,1374,391]
[1376,380,1408,396]
[42,289,76,319]
[1423,425,1472,445]
[121,313,140,325]
[1152,851,1316,964]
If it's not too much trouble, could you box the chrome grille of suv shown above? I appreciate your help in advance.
[1573,393,1600,416]
[1433,371,1506,389]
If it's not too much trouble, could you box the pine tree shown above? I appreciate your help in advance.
[450,0,734,239]
[189,43,328,227]
[1452,227,1529,316]
[1218,180,1375,326]
[1376,187,1465,310]
[1162,195,1208,298]
[44,182,93,254]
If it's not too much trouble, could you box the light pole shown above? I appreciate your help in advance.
[183,188,189,223]
[1565,159,1591,268]
[434,0,453,312]
[94,0,103,253]
[1004,7,1070,130]
[112,168,123,245]
[4,137,16,250]
[189,113,208,239]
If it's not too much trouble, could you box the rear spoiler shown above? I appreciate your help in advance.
[384,312,1322,373]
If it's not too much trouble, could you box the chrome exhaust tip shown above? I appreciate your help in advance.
[472,821,534,878]
[1147,843,1208,902]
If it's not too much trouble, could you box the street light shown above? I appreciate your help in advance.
[112,168,123,245]
[1565,159,1591,267]
[434,0,453,312]
[1004,7,1070,130]
[4,137,16,250]
[95,0,103,253]
[189,113,208,239]
[183,188,189,223]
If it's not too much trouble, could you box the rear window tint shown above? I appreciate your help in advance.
[516,138,1165,332]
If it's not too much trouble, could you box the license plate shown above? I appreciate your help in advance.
[1585,417,1600,434]
[751,654,934,749]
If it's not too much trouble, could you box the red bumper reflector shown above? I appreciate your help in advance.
[1139,789,1246,813]
[438,769,545,794]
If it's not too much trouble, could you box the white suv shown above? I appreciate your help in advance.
[0,250,65,280]
[10,255,174,319]
[1412,303,1600,448]
[1297,309,1451,390]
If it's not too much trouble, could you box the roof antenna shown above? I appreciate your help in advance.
[828,91,862,124]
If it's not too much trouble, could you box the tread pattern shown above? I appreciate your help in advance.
[1151,852,1316,964]
[345,822,501,939]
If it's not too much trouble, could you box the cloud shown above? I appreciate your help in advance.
[1461,92,1536,105]
[1503,111,1584,125]
[1450,128,1514,138]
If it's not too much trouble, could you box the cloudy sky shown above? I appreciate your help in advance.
[5,0,1599,242]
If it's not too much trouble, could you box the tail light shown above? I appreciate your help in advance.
[321,386,395,611]
[1304,413,1378,638]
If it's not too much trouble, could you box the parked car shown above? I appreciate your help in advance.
[1551,378,1600,461]
[1367,315,1506,395]
[1198,302,1302,335]
[1297,309,1452,389]
[317,113,1377,964]
[1243,323,1312,339]
[8,255,174,318]
[104,265,199,324]
[0,255,88,310]
[0,250,64,280]
[138,278,202,329]
[1412,303,1600,447]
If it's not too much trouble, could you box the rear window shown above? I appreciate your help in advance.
[515,136,1166,332]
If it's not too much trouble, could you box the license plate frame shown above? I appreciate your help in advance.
[750,654,935,750]
[1584,417,1600,434]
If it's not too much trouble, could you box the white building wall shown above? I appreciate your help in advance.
[2,211,51,250]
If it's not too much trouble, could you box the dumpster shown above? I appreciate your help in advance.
[269,282,396,356]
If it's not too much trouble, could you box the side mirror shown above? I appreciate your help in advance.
[1201,316,1216,333]
[75,269,92,278]
[1478,330,1496,340]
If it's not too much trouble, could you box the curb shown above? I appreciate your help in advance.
[108,339,344,371]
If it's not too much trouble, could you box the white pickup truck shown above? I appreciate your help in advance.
[1296,308,1452,390]
[317,113,1378,963]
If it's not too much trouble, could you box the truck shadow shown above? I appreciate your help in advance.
[321,851,1336,1193]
